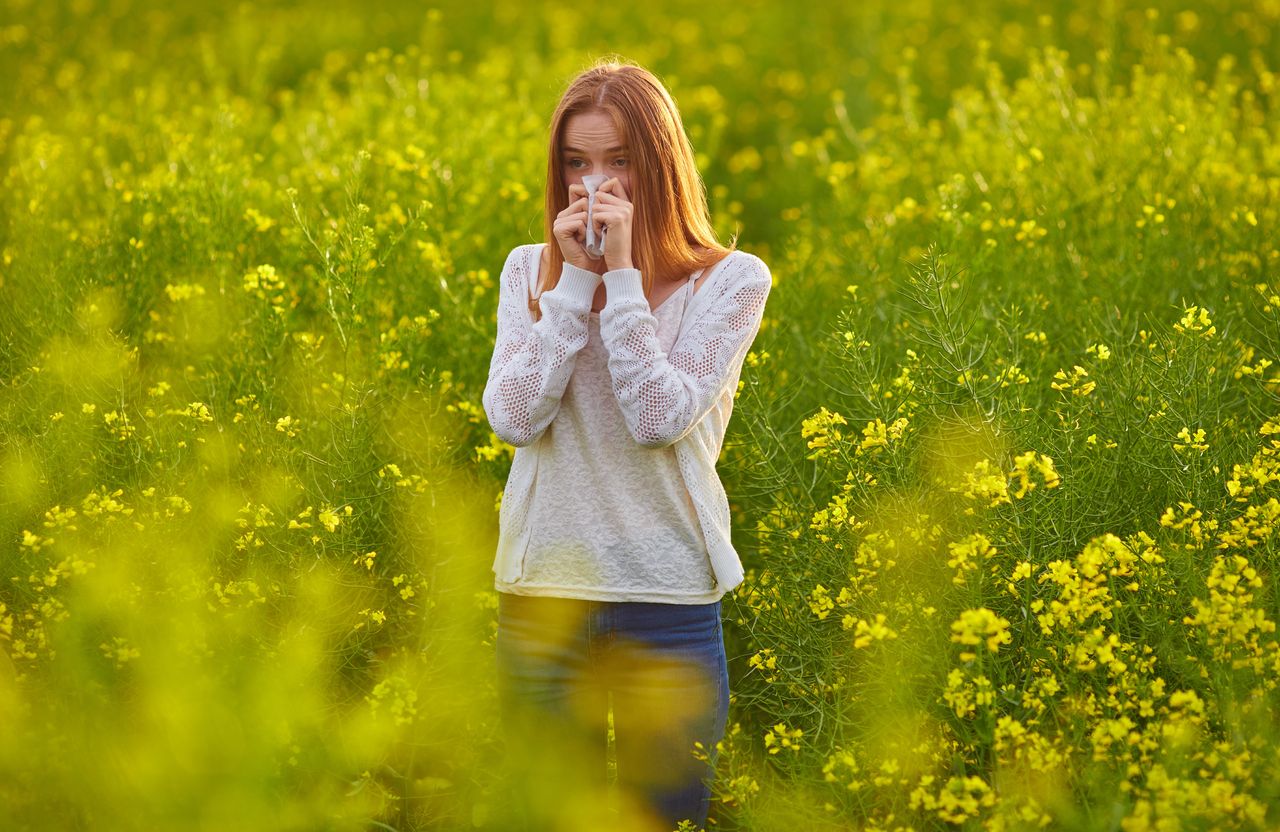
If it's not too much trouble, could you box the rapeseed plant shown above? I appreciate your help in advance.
[3,2,1278,830]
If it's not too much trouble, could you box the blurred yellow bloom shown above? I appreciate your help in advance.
[842,612,897,648]
[1010,451,1061,498]
[957,458,1012,507]
[317,505,351,533]
[243,207,276,232]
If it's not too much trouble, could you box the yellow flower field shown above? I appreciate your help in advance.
[1,0,1278,829]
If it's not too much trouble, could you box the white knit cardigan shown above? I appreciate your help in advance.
[482,242,772,593]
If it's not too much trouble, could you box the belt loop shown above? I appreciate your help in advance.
[601,601,615,647]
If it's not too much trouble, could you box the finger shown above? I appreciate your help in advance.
[604,178,628,200]
[593,206,622,225]
[557,217,588,233]
[555,217,587,236]
[557,199,587,218]
[594,188,628,205]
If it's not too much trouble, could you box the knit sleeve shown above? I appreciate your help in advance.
[482,246,602,447]
[597,252,772,449]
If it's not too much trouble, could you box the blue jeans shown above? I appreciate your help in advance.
[493,592,730,831]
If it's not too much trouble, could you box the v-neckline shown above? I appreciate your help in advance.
[589,286,685,318]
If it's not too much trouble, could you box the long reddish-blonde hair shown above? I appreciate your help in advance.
[529,58,737,321]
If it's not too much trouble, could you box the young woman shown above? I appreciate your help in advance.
[483,58,773,831]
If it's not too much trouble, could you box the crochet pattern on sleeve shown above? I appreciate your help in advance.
[482,245,592,447]
[599,252,772,448]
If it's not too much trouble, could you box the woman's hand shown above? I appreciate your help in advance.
[553,190,599,272]
[586,178,634,271]
[555,177,635,274]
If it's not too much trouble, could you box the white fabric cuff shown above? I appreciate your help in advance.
[552,261,603,307]
[602,268,645,305]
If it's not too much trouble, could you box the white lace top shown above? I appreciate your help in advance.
[496,257,719,602]
[483,242,773,599]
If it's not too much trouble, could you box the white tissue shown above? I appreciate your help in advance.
[582,174,609,259]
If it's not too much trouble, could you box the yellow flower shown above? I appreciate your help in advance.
[842,612,898,648]
[956,458,1012,507]
[858,416,909,454]
[950,607,1012,660]
[1172,426,1208,453]
[1183,554,1277,674]
[1010,451,1060,498]
[243,263,283,296]
[244,207,276,232]
[763,722,803,754]
[748,648,779,682]
[801,406,848,461]
[1173,305,1216,338]
[164,283,205,302]
[317,505,351,532]
[1050,365,1095,396]
[808,584,835,619]
[946,532,997,586]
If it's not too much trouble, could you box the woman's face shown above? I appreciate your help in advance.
[560,110,632,196]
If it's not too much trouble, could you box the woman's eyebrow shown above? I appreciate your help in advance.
[562,145,628,153]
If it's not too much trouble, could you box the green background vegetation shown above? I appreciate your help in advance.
[1,0,1277,829]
